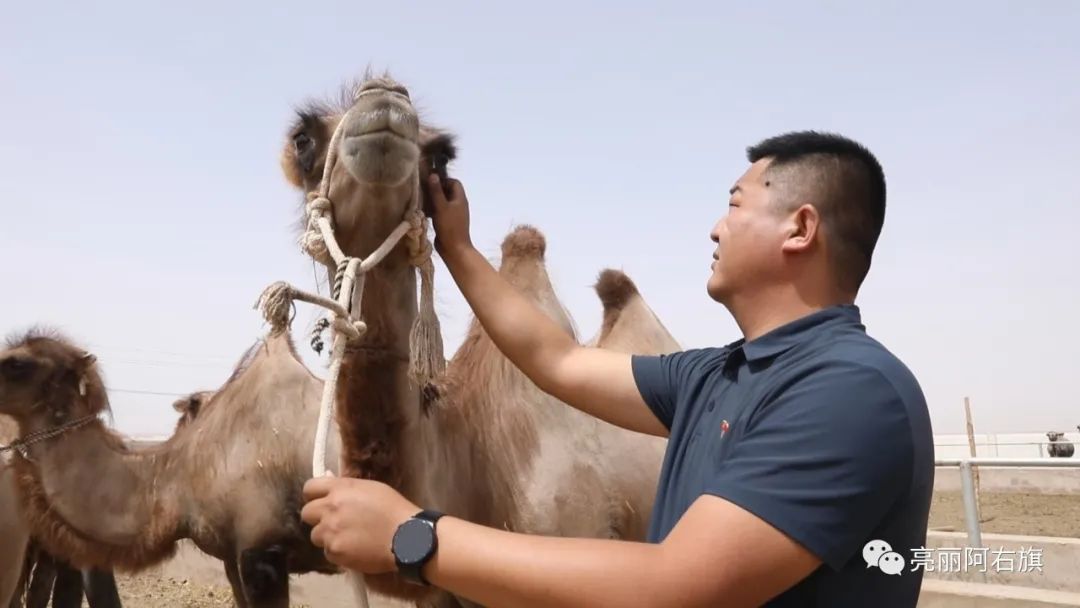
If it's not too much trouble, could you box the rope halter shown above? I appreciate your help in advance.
[0,413,99,464]
[255,86,447,484]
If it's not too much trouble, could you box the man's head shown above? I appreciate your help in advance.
[707,131,886,306]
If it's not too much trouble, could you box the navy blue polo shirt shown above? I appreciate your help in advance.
[631,304,934,607]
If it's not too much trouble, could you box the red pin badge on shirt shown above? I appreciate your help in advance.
[720,419,730,438]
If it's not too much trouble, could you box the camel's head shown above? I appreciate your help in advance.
[0,328,109,425]
[280,71,457,259]
[171,390,213,432]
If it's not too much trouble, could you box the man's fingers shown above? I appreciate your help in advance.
[426,174,449,209]
[300,496,327,527]
[303,476,334,501]
[309,520,331,550]
[446,177,465,203]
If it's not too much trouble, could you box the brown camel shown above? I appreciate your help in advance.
[278,72,678,606]
[0,328,351,608]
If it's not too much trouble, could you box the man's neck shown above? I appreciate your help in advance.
[728,286,853,342]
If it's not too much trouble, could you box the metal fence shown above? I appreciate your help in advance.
[935,457,1080,581]
[935,441,1079,458]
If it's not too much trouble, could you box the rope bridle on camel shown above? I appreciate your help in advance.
[255,91,446,479]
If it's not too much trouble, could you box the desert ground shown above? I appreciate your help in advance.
[929,491,1080,538]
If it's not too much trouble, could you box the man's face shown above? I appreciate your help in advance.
[707,158,790,303]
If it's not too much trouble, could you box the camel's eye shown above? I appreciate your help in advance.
[0,357,37,382]
[294,132,313,152]
[293,131,317,173]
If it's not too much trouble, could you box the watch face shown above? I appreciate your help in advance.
[393,519,435,565]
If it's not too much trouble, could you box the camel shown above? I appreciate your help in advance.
[0,328,351,608]
[277,71,676,606]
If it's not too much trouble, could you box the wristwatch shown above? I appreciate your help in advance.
[392,509,445,585]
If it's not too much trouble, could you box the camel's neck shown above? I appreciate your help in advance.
[336,257,421,487]
[12,418,184,570]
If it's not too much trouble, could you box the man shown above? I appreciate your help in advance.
[301,131,934,607]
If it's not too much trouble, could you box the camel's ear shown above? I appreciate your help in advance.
[419,129,458,215]
[76,353,96,396]
[421,130,458,170]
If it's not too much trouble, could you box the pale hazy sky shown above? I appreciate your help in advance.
[2,1,1078,438]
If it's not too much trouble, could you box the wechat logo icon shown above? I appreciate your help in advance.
[863,539,905,576]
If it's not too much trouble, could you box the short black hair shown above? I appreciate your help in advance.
[746,130,886,293]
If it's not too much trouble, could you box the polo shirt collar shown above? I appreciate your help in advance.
[731,304,863,363]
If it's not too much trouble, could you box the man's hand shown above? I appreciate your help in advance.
[300,476,419,574]
[425,174,473,259]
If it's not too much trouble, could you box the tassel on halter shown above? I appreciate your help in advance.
[255,281,296,335]
[406,208,447,403]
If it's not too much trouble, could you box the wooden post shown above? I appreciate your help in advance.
[963,396,984,523]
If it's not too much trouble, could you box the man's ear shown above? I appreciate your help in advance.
[780,204,820,254]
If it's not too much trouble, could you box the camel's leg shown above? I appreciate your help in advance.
[24,550,56,608]
[239,544,289,608]
[225,558,249,608]
[50,561,85,608]
[6,546,32,608]
[82,568,122,608]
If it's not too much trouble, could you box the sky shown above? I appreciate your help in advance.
[1,1,1078,439]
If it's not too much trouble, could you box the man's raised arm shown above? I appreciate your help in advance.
[427,175,667,437]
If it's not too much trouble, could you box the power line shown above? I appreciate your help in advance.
[85,343,236,362]
[102,358,229,369]
[107,387,187,397]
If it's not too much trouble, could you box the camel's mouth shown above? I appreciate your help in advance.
[345,108,420,142]
[336,91,422,186]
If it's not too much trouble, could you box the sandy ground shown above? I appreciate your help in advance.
[929,491,1080,538]
[98,541,410,608]
[42,491,1079,607]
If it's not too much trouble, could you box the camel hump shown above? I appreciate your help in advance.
[594,269,639,311]
[501,225,546,260]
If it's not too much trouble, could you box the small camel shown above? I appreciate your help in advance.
[0,328,347,608]
[278,71,676,606]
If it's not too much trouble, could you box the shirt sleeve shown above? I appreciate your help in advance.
[630,349,705,430]
[703,361,915,571]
